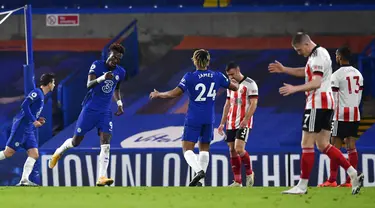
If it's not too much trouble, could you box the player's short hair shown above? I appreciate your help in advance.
[337,46,351,61]
[192,49,210,69]
[40,73,55,86]
[292,32,311,46]
[225,62,239,72]
[109,43,125,54]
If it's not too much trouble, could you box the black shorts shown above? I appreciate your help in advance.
[302,109,333,133]
[225,128,251,143]
[332,121,359,139]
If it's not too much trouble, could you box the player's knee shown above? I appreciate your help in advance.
[4,148,15,158]
[235,146,245,155]
[316,140,329,152]
[345,138,356,149]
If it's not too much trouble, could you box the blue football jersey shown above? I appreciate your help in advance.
[82,60,126,111]
[178,69,230,125]
[14,88,44,131]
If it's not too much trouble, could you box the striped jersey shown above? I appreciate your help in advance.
[226,76,258,130]
[331,65,364,122]
[305,46,334,110]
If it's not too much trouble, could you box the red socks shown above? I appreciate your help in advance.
[300,148,315,179]
[230,156,242,183]
[324,144,351,171]
[240,151,253,175]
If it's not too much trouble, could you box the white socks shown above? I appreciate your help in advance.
[198,151,209,184]
[55,138,73,155]
[98,144,110,178]
[347,166,357,179]
[0,151,6,160]
[297,179,309,190]
[184,150,202,173]
[21,157,36,181]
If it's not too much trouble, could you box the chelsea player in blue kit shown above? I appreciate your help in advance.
[49,43,126,186]
[0,73,55,186]
[150,49,239,186]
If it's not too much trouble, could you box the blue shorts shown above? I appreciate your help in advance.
[182,123,213,144]
[74,108,113,136]
[6,121,37,151]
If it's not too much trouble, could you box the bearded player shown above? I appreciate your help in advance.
[318,46,364,188]
[218,62,257,187]
[49,43,126,186]
[268,32,363,195]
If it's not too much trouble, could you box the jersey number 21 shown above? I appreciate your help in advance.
[195,82,216,101]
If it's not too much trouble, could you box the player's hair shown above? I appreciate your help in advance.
[337,46,351,62]
[192,49,210,69]
[109,43,125,54]
[292,32,311,46]
[225,62,239,72]
[40,73,55,86]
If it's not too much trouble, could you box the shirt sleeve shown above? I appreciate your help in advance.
[331,71,339,92]
[218,72,230,88]
[22,90,39,122]
[178,73,189,92]
[310,56,325,77]
[89,61,98,75]
[246,81,259,98]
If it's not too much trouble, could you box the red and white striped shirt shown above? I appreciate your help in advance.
[226,76,258,130]
[331,65,363,122]
[305,46,335,110]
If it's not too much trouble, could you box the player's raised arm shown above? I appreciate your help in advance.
[149,87,184,99]
[268,60,305,77]
[86,62,113,89]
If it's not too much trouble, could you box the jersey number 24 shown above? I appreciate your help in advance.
[195,82,216,101]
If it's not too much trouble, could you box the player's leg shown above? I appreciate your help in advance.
[283,110,316,194]
[226,130,242,186]
[197,142,209,186]
[235,128,254,187]
[315,111,363,195]
[96,131,114,186]
[16,132,39,186]
[0,146,16,160]
[341,136,358,187]
[96,112,114,186]
[319,135,341,187]
[182,123,204,186]
[49,109,97,169]
[0,123,23,160]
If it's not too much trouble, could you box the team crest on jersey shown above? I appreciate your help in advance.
[102,80,114,93]
[115,75,119,81]
[77,128,82,133]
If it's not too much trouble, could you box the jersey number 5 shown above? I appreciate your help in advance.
[346,76,360,94]
[195,82,216,102]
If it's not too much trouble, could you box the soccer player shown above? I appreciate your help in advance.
[268,32,363,195]
[318,46,364,188]
[49,43,126,186]
[0,73,55,186]
[217,62,257,187]
[149,49,238,186]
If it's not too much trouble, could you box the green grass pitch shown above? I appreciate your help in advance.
[1,187,374,208]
